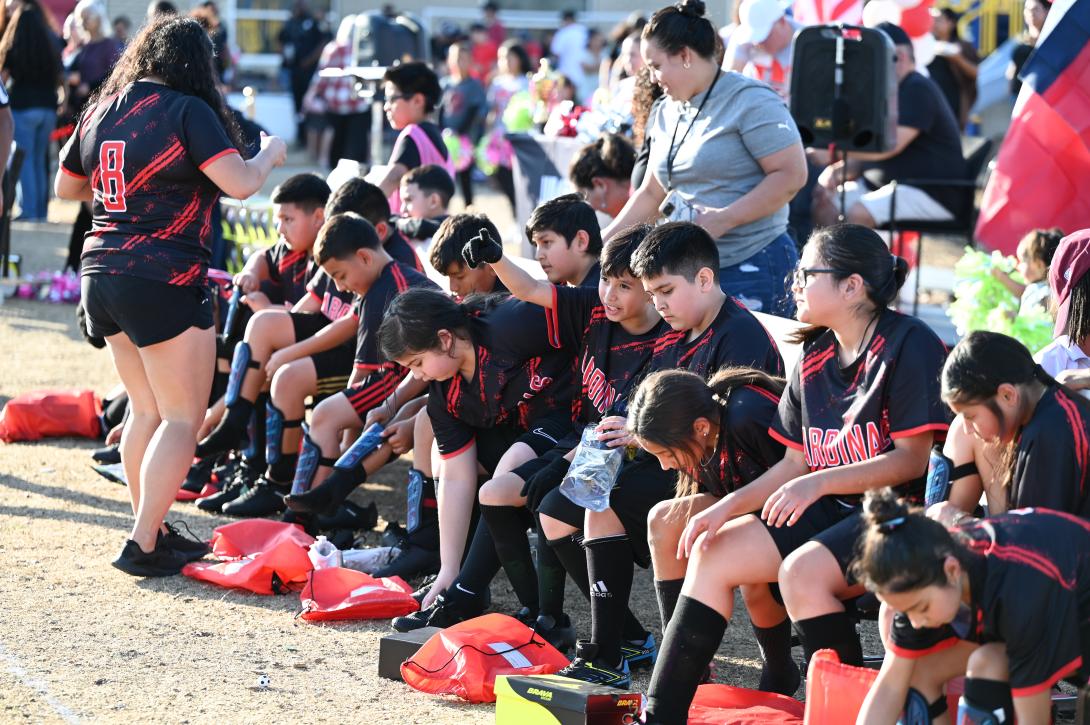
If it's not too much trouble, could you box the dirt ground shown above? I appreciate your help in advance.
[0,174,892,723]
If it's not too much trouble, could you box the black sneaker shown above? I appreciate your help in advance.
[111,538,189,577]
[159,521,210,562]
[534,613,577,654]
[92,443,121,464]
[410,574,439,604]
[197,463,258,513]
[557,641,632,689]
[315,501,379,532]
[391,587,488,632]
[221,477,287,517]
[372,542,441,581]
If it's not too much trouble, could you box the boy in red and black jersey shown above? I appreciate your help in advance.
[429,214,510,300]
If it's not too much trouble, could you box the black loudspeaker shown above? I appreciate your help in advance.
[789,25,898,152]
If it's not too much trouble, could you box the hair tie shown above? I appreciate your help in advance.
[878,516,906,534]
[711,392,728,408]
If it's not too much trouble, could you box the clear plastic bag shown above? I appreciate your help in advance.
[559,424,625,512]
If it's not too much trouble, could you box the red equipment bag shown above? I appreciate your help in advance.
[182,520,314,595]
[804,649,879,724]
[401,613,570,703]
[0,389,102,443]
[299,567,419,621]
[689,684,804,724]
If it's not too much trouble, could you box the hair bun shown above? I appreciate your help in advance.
[676,0,706,18]
[862,488,910,530]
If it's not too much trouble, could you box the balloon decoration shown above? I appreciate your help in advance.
[861,0,936,69]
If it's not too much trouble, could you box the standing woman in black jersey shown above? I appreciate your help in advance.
[55,16,286,577]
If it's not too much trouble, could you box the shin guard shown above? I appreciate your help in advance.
[265,400,301,466]
[291,425,337,495]
[225,341,259,406]
[406,468,438,534]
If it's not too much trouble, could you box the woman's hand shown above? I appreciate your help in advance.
[259,132,287,168]
[595,416,633,448]
[677,498,733,559]
[761,474,825,528]
[1056,368,1090,391]
[818,161,847,192]
[926,501,974,528]
[693,206,733,240]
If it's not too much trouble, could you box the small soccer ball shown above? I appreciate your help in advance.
[257,674,270,688]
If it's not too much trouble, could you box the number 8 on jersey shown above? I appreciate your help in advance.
[99,140,127,212]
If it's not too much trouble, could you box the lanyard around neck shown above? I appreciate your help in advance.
[666,69,722,191]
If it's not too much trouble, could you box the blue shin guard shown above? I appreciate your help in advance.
[225,341,258,407]
[290,425,337,496]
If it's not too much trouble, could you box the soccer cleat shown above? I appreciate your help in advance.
[621,632,658,671]
[283,466,360,516]
[111,538,189,577]
[91,462,127,486]
[315,500,379,532]
[557,641,632,689]
[91,443,121,464]
[221,477,287,517]
[159,521,210,562]
[410,574,439,604]
[514,606,537,627]
[177,456,219,501]
[391,588,488,633]
[534,613,577,654]
[196,462,258,512]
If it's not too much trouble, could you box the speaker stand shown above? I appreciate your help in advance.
[834,146,850,222]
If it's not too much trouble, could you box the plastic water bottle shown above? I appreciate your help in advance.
[308,535,342,569]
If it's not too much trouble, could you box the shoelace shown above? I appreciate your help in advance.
[164,520,204,544]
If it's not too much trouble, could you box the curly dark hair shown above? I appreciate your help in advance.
[631,65,663,147]
[0,1,61,89]
[95,15,246,153]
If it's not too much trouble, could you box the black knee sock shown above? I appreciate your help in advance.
[795,611,863,667]
[450,521,502,598]
[586,535,635,666]
[267,453,298,485]
[242,394,268,469]
[961,678,1014,724]
[550,533,647,642]
[536,525,568,618]
[654,578,685,632]
[646,596,727,725]
[752,618,800,695]
[480,505,538,611]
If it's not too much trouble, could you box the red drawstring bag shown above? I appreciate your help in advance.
[298,567,419,621]
[0,389,102,443]
[689,684,804,724]
[182,520,314,595]
[401,613,570,703]
[804,650,878,724]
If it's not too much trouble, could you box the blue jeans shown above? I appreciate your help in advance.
[719,232,798,318]
[13,106,55,220]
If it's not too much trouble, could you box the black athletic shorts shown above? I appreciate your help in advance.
[81,273,213,348]
[537,452,677,568]
[473,410,573,477]
[762,496,862,578]
[510,444,574,484]
[286,312,353,398]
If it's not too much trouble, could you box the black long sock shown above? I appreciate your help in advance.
[795,611,863,667]
[654,578,684,632]
[243,394,268,470]
[449,521,502,599]
[549,533,647,641]
[961,678,1014,723]
[198,398,254,457]
[480,504,538,611]
[586,535,635,666]
[752,618,800,694]
[536,525,568,618]
[645,596,727,725]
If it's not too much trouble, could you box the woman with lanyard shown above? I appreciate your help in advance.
[56,16,286,576]
[602,0,807,317]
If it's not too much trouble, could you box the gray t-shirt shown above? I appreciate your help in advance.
[648,71,800,267]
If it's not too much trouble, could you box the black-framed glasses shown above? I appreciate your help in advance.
[792,267,845,288]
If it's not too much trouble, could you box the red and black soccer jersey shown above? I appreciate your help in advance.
[577,261,602,289]
[697,384,786,498]
[385,229,425,273]
[427,297,575,459]
[769,309,949,505]
[649,297,784,379]
[263,241,314,305]
[306,268,355,322]
[545,285,672,432]
[889,509,1090,696]
[1010,385,1090,517]
[59,81,239,285]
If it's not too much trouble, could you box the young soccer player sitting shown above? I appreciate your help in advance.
[429,214,508,299]
[327,177,424,273]
[395,164,454,253]
[525,193,604,289]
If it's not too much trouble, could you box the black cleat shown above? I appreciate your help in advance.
[92,443,121,464]
[159,521,210,562]
[534,613,577,654]
[391,587,488,632]
[196,463,258,513]
[221,477,287,517]
[282,467,360,515]
[557,641,632,689]
[315,500,379,532]
[179,456,219,496]
[111,538,188,577]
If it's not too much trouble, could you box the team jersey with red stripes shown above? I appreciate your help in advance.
[263,241,314,305]
[769,309,949,505]
[59,81,239,285]
[427,297,574,459]
[1011,385,1090,517]
[695,384,786,497]
[889,509,1090,696]
[306,268,355,322]
[384,230,425,273]
[648,296,784,380]
[545,285,672,436]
